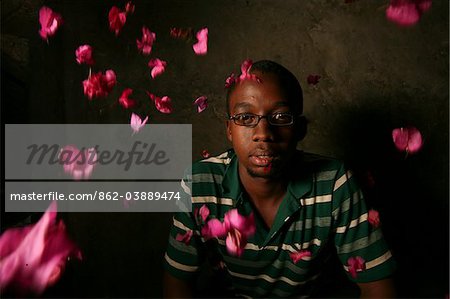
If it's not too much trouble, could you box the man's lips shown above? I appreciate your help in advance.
[248,152,278,167]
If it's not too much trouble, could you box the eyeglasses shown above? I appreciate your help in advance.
[228,112,296,127]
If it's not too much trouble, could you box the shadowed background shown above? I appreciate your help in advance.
[1,0,448,297]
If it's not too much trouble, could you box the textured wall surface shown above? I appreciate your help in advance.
[1,0,448,297]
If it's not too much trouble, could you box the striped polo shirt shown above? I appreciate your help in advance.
[164,149,396,297]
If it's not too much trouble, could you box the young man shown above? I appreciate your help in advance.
[163,60,396,298]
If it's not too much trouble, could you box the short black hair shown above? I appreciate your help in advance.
[226,60,303,116]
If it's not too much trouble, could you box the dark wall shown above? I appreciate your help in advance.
[1,0,448,297]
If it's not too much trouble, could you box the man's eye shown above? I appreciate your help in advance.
[236,114,255,123]
[273,113,290,120]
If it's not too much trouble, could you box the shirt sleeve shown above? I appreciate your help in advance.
[163,172,205,281]
[331,164,396,283]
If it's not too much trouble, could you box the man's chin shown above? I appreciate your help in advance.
[246,167,279,179]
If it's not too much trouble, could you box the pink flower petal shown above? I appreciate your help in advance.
[0,202,81,296]
[82,70,116,100]
[108,6,127,36]
[192,28,208,55]
[175,230,193,245]
[385,0,431,27]
[347,256,366,278]
[75,45,94,65]
[201,150,211,158]
[307,74,321,85]
[148,58,167,78]
[198,204,210,222]
[289,250,311,264]
[224,210,255,237]
[130,113,148,134]
[193,96,208,113]
[201,218,227,239]
[238,59,261,82]
[125,1,135,14]
[146,91,173,114]
[392,127,423,154]
[368,209,380,228]
[170,27,193,40]
[225,228,246,257]
[118,88,136,109]
[38,6,63,41]
[225,73,237,88]
[137,26,156,55]
[59,145,97,180]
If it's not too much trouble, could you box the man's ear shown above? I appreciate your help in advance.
[295,115,307,142]
[226,120,233,142]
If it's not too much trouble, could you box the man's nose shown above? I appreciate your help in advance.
[252,118,274,142]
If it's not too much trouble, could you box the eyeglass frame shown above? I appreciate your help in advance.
[227,112,301,127]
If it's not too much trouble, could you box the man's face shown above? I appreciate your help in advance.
[226,71,300,179]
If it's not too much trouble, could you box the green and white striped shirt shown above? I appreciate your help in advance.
[164,149,396,297]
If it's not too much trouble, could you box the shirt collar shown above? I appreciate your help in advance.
[221,149,312,209]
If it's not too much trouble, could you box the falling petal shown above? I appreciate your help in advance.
[368,209,381,228]
[148,58,167,78]
[289,250,311,264]
[192,28,208,55]
[170,27,193,40]
[75,45,94,65]
[38,6,63,42]
[59,146,97,180]
[225,73,237,88]
[225,228,246,257]
[238,59,260,82]
[175,230,193,245]
[82,69,116,100]
[108,6,127,36]
[386,0,431,27]
[347,256,365,279]
[137,26,156,55]
[201,219,227,239]
[193,96,208,113]
[307,74,321,85]
[130,113,148,134]
[392,126,423,154]
[198,204,210,222]
[201,150,211,159]
[118,88,136,109]
[146,91,173,114]
[0,202,81,296]
[125,1,135,14]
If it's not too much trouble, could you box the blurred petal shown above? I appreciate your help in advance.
[392,127,423,154]
[137,26,156,55]
[192,28,208,55]
[201,150,211,158]
[225,228,246,257]
[108,6,127,36]
[125,1,135,14]
[289,250,311,264]
[307,74,321,85]
[0,202,81,296]
[118,88,136,109]
[201,219,227,239]
[75,45,94,65]
[175,230,193,245]
[148,58,167,78]
[38,6,63,41]
[198,204,210,222]
[225,73,237,88]
[193,96,208,113]
[347,256,365,279]
[368,209,380,228]
[130,113,148,134]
